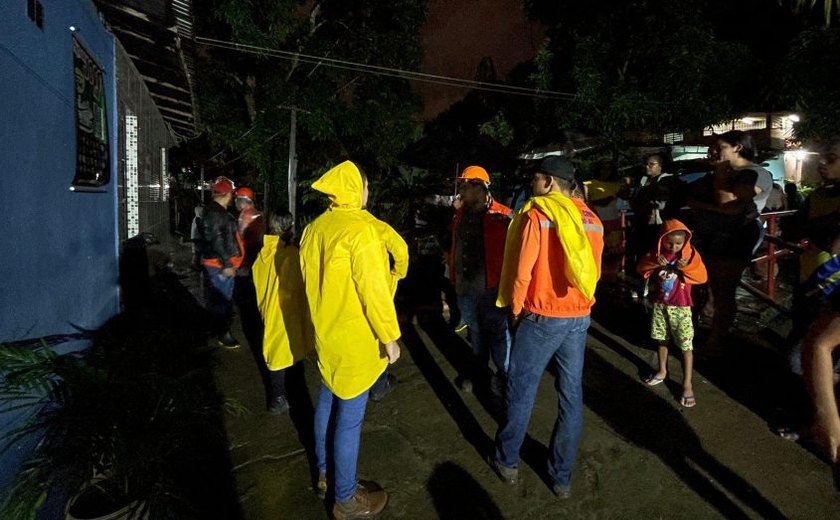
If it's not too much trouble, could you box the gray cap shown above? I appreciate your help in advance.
[538,156,576,181]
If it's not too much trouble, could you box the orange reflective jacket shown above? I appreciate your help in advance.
[508,198,604,317]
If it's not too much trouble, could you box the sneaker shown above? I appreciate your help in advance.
[217,332,240,349]
[370,374,397,402]
[267,395,290,415]
[488,456,518,485]
[456,376,473,393]
[332,482,388,520]
[453,322,468,333]
[315,471,327,499]
[552,483,571,499]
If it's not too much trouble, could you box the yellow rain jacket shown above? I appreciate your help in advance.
[300,161,402,399]
[369,218,409,297]
[497,192,599,306]
[252,235,314,370]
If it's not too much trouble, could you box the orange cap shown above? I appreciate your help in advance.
[457,165,490,185]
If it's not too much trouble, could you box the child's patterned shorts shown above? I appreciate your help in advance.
[650,303,694,351]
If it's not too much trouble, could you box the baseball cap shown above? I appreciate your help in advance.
[538,156,576,181]
[457,165,491,185]
[212,176,235,195]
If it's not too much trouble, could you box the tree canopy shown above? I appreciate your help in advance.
[779,26,840,142]
[420,0,840,160]
[520,1,760,146]
[189,0,427,212]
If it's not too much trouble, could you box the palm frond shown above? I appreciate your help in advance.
[794,0,840,25]
[0,461,50,520]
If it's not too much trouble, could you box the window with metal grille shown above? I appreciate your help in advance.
[663,133,684,144]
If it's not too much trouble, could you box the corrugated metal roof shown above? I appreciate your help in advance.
[93,0,197,140]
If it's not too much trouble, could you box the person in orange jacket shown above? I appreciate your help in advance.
[448,165,513,394]
[491,156,603,498]
[638,219,708,408]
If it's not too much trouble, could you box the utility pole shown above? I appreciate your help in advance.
[288,109,298,231]
[273,105,309,231]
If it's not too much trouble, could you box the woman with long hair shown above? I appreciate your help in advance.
[687,130,773,355]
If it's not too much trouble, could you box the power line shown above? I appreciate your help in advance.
[197,36,654,102]
[196,36,569,99]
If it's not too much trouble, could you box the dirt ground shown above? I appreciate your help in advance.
[173,243,839,520]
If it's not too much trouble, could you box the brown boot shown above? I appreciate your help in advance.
[332,482,388,520]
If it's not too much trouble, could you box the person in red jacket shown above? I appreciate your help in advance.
[449,165,513,395]
[234,186,265,274]
[638,219,708,408]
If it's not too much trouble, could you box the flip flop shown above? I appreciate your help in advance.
[774,426,801,442]
[644,374,665,386]
[680,395,696,408]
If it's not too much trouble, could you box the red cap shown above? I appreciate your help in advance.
[235,187,254,201]
[212,176,235,194]
[457,165,490,185]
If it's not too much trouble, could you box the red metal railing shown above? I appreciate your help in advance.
[739,210,802,312]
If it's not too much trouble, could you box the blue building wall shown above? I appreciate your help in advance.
[0,0,120,503]
[0,0,120,342]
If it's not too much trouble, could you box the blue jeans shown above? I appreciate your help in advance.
[495,313,590,487]
[369,370,390,398]
[314,383,371,502]
[457,291,511,375]
[204,265,235,331]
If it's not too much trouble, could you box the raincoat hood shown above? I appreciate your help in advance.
[637,219,707,284]
[656,219,693,257]
[312,160,365,208]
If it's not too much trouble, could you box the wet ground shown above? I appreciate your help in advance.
[166,242,839,519]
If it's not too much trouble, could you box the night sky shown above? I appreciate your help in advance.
[417,0,544,119]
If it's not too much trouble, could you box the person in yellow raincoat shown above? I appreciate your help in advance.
[251,212,314,415]
[300,160,400,519]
